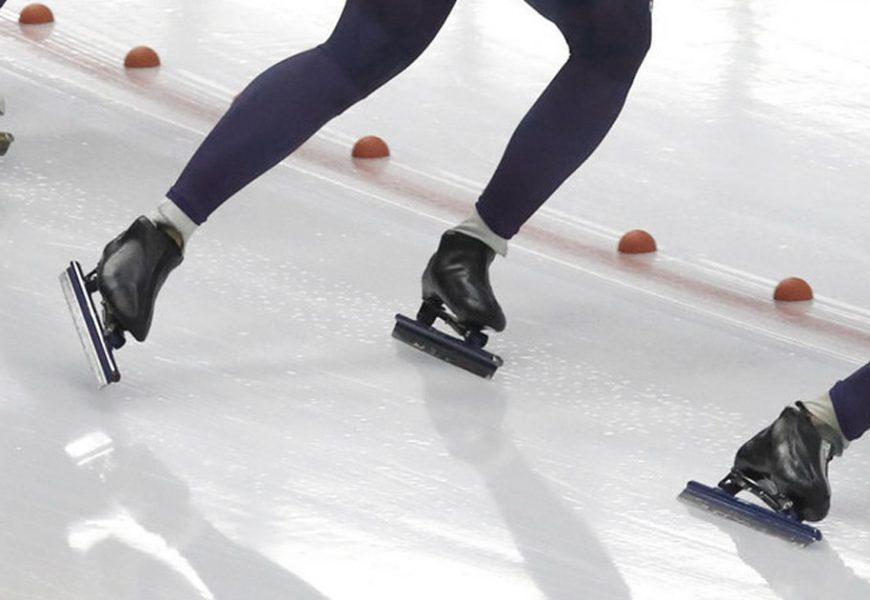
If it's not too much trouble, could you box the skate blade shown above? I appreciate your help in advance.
[679,480,822,545]
[59,261,121,387]
[392,313,503,379]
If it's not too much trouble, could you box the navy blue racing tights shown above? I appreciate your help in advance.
[167,0,652,239]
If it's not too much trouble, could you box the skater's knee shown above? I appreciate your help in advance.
[557,1,652,75]
[321,0,452,93]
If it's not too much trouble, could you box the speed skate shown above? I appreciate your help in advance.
[393,299,504,379]
[393,231,507,379]
[59,261,123,387]
[0,95,13,156]
[679,472,823,545]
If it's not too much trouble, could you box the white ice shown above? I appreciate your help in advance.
[3,1,870,598]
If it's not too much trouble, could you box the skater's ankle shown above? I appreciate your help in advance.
[158,224,185,250]
[797,398,847,457]
[148,199,197,250]
[450,209,508,257]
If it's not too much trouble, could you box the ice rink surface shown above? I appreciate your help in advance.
[3,0,870,598]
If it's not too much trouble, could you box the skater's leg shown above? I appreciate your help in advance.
[778,361,870,452]
[429,0,651,335]
[167,0,456,226]
[470,0,652,242]
[826,362,870,442]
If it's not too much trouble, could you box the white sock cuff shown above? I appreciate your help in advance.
[148,199,198,247]
[451,208,508,257]
[801,393,849,454]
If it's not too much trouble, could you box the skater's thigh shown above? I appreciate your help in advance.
[324,0,456,83]
[523,0,651,58]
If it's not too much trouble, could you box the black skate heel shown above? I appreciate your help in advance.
[415,298,441,327]
[60,261,122,387]
[394,297,503,379]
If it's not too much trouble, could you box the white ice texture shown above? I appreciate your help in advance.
[2,0,870,598]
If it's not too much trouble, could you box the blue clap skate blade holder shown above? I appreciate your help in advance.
[392,313,503,379]
[679,480,822,545]
[60,261,120,387]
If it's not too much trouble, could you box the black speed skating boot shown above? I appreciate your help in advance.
[96,216,183,343]
[680,403,840,543]
[727,403,837,522]
[0,95,12,156]
[0,132,12,156]
[392,231,506,379]
[60,216,182,386]
[421,231,506,334]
